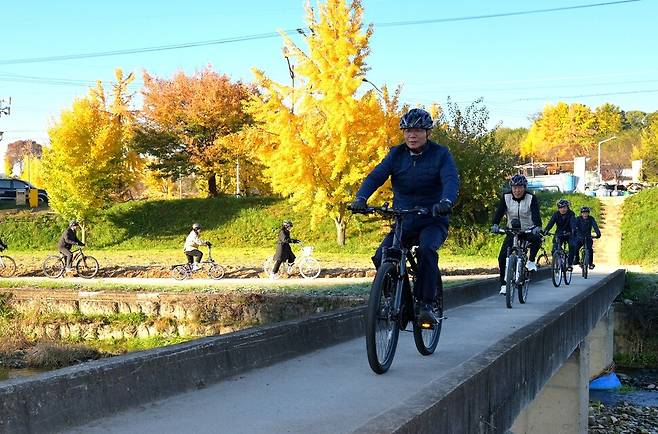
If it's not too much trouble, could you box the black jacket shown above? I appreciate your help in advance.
[545,210,576,235]
[274,227,296,262]
[58,228,82,249]
[574,216,601,240]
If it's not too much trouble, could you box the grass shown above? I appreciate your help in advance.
[620,187,658,265]
[623,272,658,303]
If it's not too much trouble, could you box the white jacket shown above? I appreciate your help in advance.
[183,230,205,252]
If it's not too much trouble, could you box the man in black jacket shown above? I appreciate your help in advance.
[491,175,542,294]
[544,198,577,270]
[58,220,84,272]
[270,220,300,277]
[571,206,601,268]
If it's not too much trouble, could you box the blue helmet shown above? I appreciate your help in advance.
[510,174,528,187]
[399,108,433,130]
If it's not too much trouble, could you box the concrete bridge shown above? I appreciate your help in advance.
[0,269,624,434]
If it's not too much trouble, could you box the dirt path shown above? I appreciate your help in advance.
[597,197,626,266]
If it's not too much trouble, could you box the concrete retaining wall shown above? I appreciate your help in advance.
[0,270,551,434]
[353,269,625,434]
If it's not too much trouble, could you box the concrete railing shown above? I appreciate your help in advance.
[0,270,551,434]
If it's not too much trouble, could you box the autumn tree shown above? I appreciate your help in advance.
[494,127,528,156]
[137,67,255,196]
[43,70,135,236]
[634,115,658,182]
[247,0,404,245]
[594,103,623,136]
[3,140,42,176]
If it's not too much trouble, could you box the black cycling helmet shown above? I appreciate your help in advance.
[557,199,570,208]
[399,108,433,130]
[283,220,293,228]
[192,223,201,230]
[580,206,591,213]
[509,174,528,187]
[69,220,79,227]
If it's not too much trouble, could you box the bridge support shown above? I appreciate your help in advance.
[586,306,614,378]
[511,342,589,434]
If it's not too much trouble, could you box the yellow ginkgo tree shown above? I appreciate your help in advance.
[247,0,403,245]
[43,69,136,238]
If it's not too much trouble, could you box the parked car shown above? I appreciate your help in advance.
[0,178,48,205]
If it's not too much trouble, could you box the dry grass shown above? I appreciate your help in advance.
[25,341,100,369]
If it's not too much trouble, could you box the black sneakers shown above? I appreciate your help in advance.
[419,303,439,325]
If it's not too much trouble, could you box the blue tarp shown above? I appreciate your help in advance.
[589,372,622,390]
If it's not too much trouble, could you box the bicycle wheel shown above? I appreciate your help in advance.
[208,263,225,280]
[536,252,549,269]
[582,249,589,279]
[262,257,275,276]
[298,257,321,279]
[171,264,190,280]
[0,256,16,278]
[366,262,400,374]
[43,255,65,278]
[76,256,99,279]
[505,255,516,309]
[519,270,530,304]
[413,282,443,356]
[563,259,573,285]
[551,253,562,287]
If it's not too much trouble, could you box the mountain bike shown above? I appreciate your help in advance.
[535,237,550,269]
[0,244,16,278]
[576,236,596,279]
[43,246,99,279]
[546,232,572,287]
[263,243,321,279]
[171,244,225,280]
[350,203,445,374]
[494,223,535,308]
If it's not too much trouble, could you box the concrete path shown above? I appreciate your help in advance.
[67,272,611,434]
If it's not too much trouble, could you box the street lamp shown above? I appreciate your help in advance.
[597,136,617,182]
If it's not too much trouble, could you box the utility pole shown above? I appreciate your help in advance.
[0,98,10,144]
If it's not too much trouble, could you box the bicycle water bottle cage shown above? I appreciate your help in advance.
[510,218,522,229]
[383,247,403,263]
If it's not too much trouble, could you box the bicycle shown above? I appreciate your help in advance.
[576,235,596,279]
[494,221,535,308]
[350,203,445,374]
[546,232,572,287]
[43,246,99,279]
[171,244,225,280]
[535,237,550,269]
[0,244,16,278]
[262,243,321,279]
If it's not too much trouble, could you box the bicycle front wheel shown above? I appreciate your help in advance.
[519,270,530,304]
[505,255,516,309]
[76,256,99,279]
[298,257,321,279]
[43,255,65,278]
[208,263,225,280]
[413,278,443,356]
[0,256,16,278]
[366,262,400,374]
[551,254,562,287]
[582,249,589,279]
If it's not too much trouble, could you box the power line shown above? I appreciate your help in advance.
[0,0,641,65]
[515,88,658,101]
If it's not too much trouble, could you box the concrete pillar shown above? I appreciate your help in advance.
[587,307,614,379]
[511,341,589,434]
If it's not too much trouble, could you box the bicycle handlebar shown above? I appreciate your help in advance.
[348,203,429,216]
[494,227,534,235]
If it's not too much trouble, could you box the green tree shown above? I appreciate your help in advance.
[594,103,623,136]
[494,127,528,156]
[43,70,134,237]
[634,116,658,182]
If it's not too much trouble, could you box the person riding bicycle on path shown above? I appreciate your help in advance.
[491,174,543,294]
[270,220,300,278]
[571,206,601,269]
[58,220,84,272]
[544,198,577,271]
[184,223,209,271]
[351,108,460,325]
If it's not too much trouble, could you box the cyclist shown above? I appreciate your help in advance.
[270,220,300,278]
[351,108,460,325]
[571,206,601,269]
[491,174,542,294]
[544,199,577,271]
[184,223,208,271]
[58,220,84,272]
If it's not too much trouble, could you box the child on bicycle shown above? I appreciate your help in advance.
[570,206,601,269]
[543,199,577,270]
[270,220,300,277]
[58,220,84,272]
[184,223,209,271]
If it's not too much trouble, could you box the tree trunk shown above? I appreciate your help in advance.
[207,173,218,197]
[333,217,347,246]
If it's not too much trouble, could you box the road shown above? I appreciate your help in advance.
[67,272,610,434]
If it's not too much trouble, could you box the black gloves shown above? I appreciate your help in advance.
[292,239,301,244]
[490,224,499,234]
[350,197,367,213]
[78,242,85,247]
[432,199,453,217]
[531,226,541,236]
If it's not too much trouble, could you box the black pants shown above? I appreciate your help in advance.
[570,238,594,265]
[59,247,73,268]
[498,233,542,284]
[185,249,203,264]
[272,255,295,274]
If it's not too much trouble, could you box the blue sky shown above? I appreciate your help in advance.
[0,0,656,153]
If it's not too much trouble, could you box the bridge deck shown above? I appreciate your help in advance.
[69,272,610,434]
